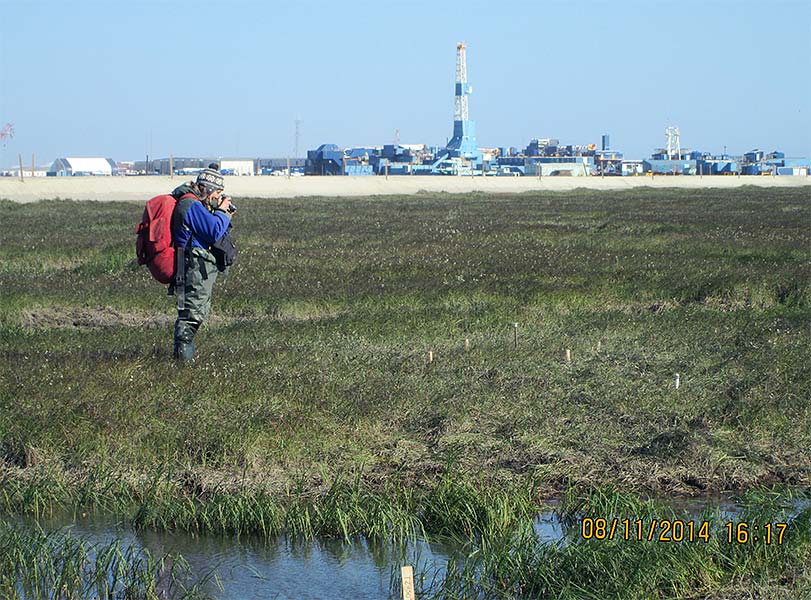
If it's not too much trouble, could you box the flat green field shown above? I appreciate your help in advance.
[1,186,810,598]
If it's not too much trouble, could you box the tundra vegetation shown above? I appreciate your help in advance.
[0,186,809,598]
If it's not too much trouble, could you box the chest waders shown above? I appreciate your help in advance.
[171,198,220,362]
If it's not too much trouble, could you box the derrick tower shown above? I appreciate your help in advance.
[444,42,481,162]
[665,126,681,160]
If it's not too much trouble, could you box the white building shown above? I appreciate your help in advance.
[48,157,117,176]
[1,166,49,178]
[220,159,255,176]
[621,160,644,176]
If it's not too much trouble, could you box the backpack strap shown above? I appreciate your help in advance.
[171,193,200,311]
[171,193,200,241]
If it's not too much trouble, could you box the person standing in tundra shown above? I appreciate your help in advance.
[169,168,236,361]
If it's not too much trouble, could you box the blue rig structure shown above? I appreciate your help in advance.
[641,129,809,177]
[307,42,486,177]
[305,44,809,178]
[306,42,605,177]
[433,42,483,173]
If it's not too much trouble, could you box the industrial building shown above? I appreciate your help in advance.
[220,159,256,176]
[740,150,809,176]
[1,165,50,178]
[257,158,305,175]
[48,157,117,176]
[642,130,702,174]
[305,144,344,176]
[137,157,305,176]
[141,157,211,176]
[307,137,601,177]
[639,129,809,177]
[147,157,257,176]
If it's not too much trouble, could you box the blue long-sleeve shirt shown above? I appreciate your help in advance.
[172,196,231,250]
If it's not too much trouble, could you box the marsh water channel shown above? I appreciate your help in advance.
[7,495,809,599]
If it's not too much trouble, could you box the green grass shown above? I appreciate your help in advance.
[1,187,809,495]
[416,487,811,599]
[1,186,810,597]
[0,520,214,599]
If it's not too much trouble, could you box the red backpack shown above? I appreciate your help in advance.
[135,193,195,284]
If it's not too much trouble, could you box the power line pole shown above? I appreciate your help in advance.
[294,117,301,158]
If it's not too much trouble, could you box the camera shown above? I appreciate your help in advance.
[221,195,237,213]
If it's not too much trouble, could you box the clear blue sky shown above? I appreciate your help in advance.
[1,0,809,166]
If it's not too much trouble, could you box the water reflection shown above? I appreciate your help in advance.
[534,510,568,545]
[6,494,808,599]
[28,516,453,599]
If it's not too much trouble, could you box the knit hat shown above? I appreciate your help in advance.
[196,168,224,192]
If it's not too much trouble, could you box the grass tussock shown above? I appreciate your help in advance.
[1,464,539,544]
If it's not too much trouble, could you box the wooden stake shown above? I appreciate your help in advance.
[401,565,415,600]
[565,349,571,363]
[513,322,518,349]
[427,351,433,364]
[675,373,680,389]
[464,338,470,352]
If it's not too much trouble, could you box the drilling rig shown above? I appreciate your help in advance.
[665,126,681,160]
[431,43,482,174]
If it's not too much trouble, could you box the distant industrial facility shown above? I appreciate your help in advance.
[3,43,807,179]
[305,43,609,178]
[302,44,808,178]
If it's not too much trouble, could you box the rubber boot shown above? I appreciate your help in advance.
[173,318,199,363]
[173,340,195,362]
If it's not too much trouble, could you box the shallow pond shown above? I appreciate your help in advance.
[7,495,809,599]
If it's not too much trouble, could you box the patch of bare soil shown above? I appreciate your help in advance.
[18,305,338,329]
[21,307,175,329]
